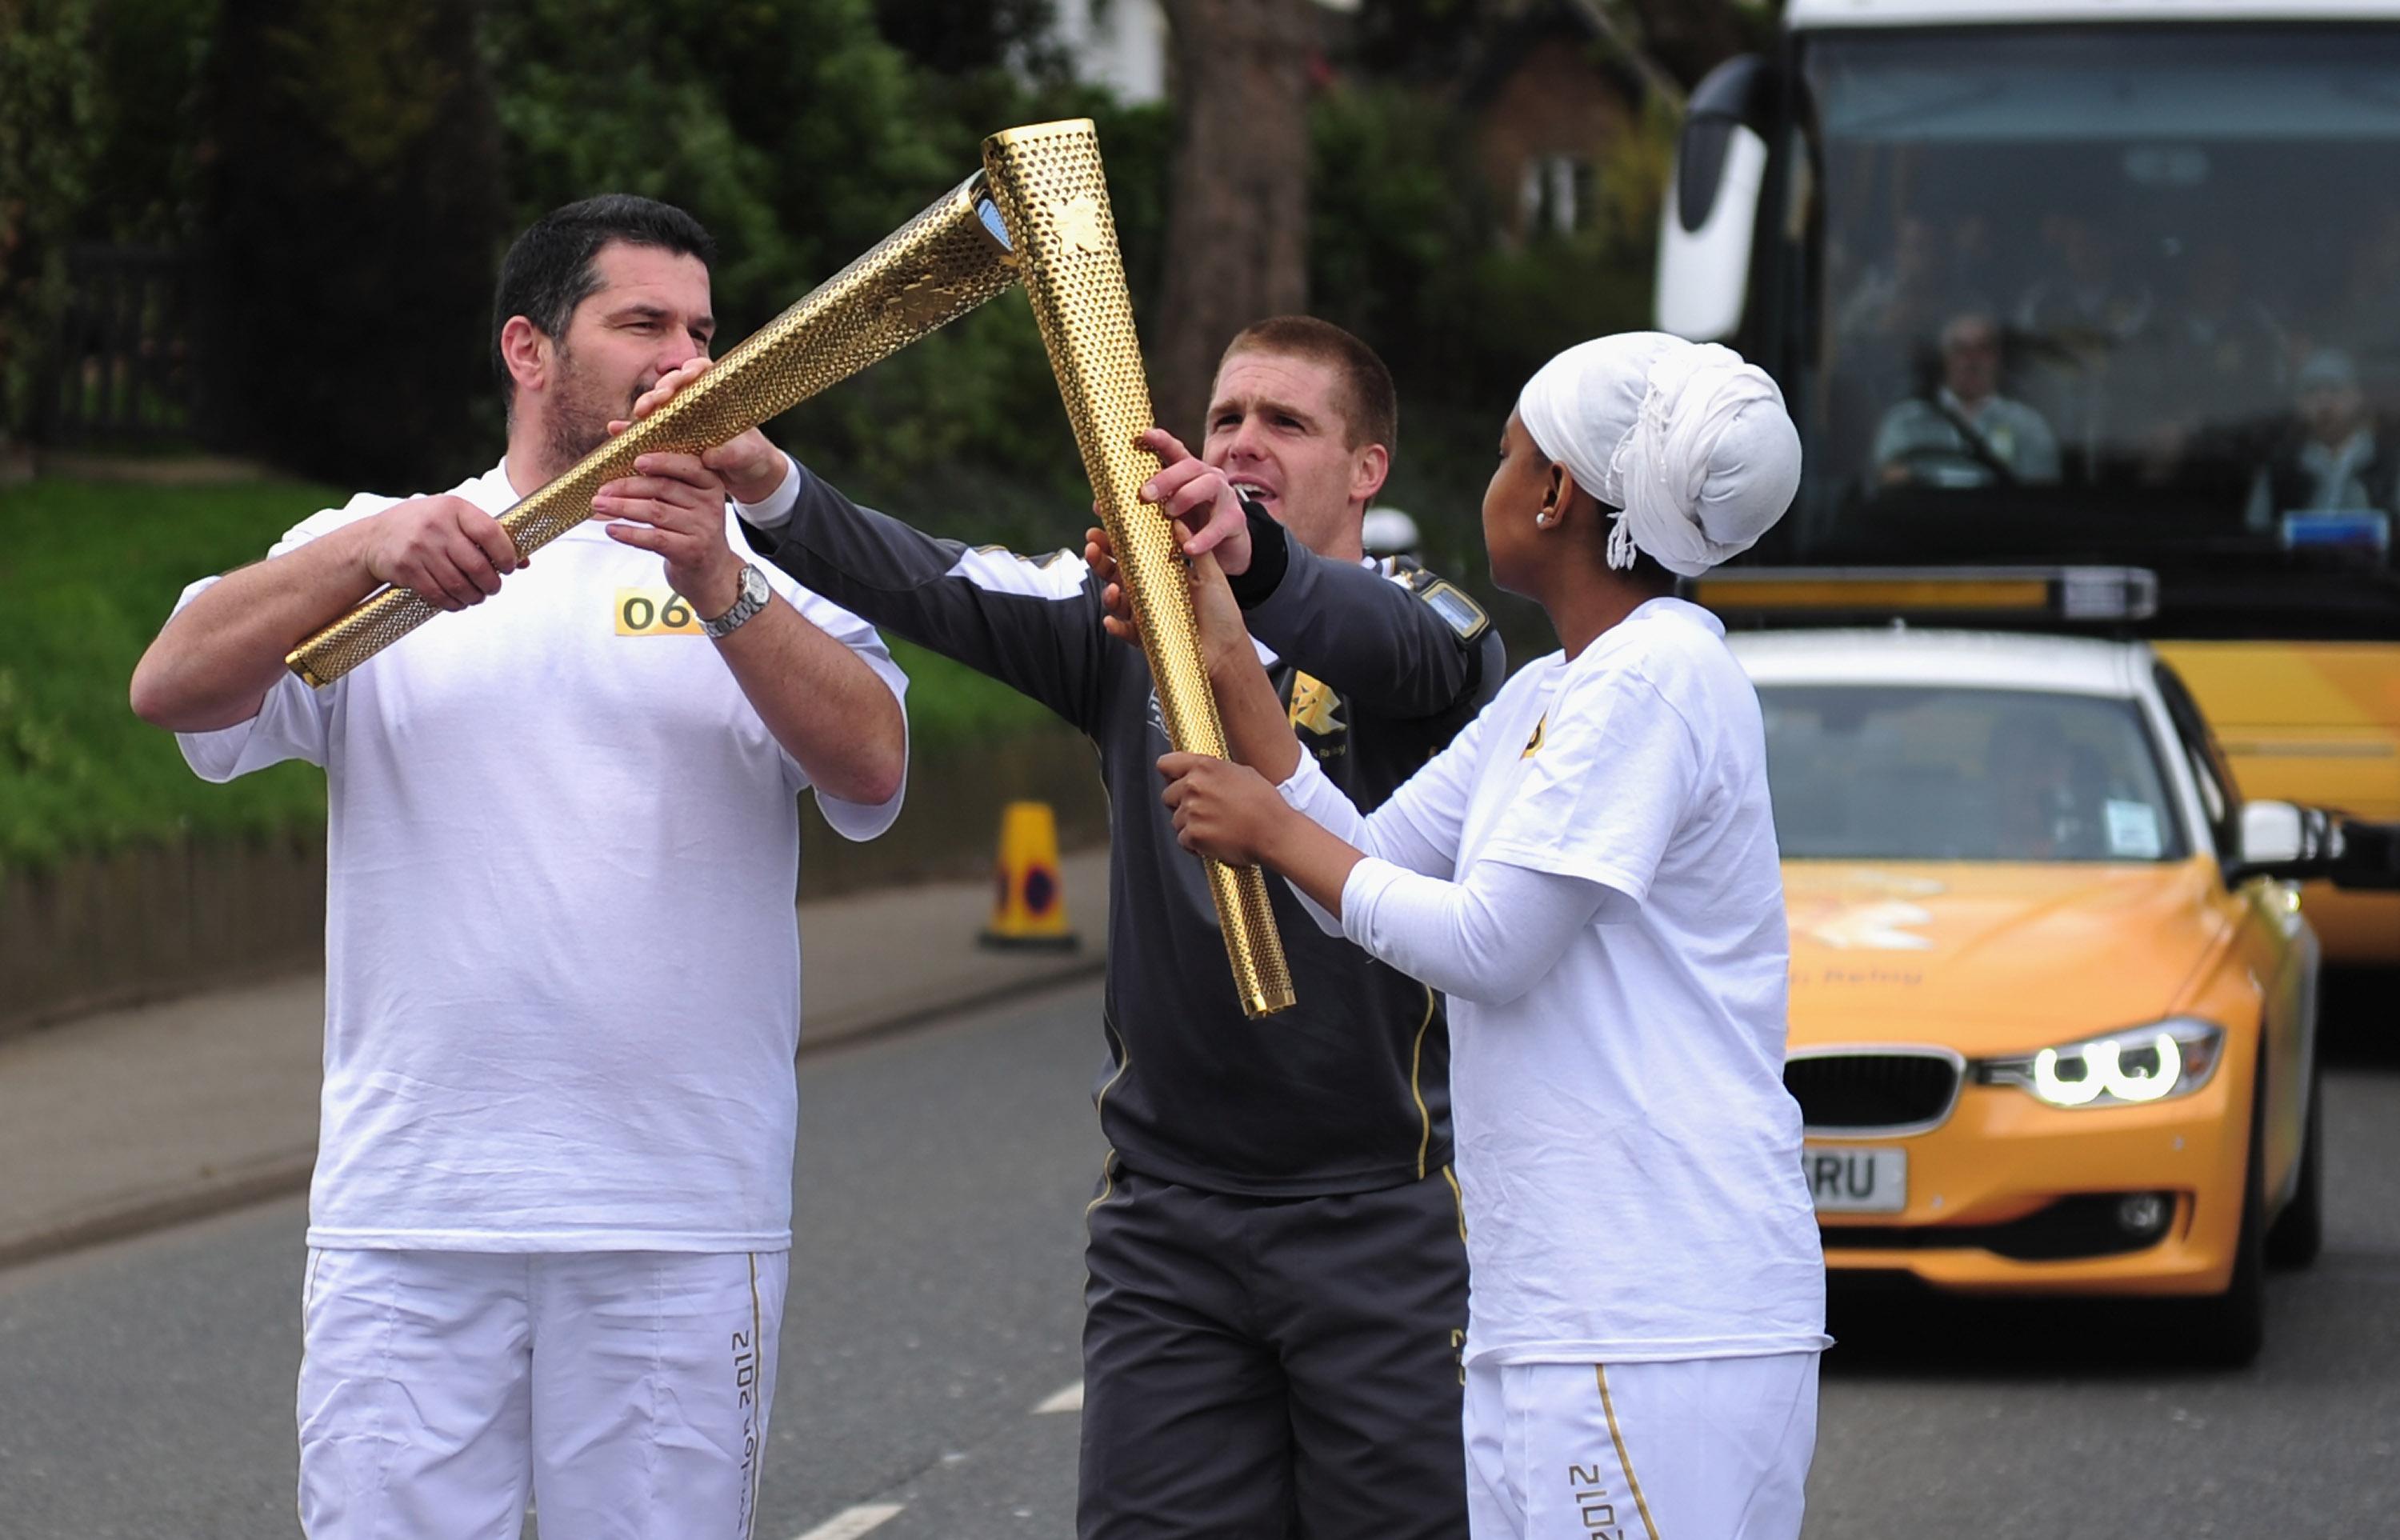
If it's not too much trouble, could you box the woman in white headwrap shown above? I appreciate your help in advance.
[1130,333,1825,1539]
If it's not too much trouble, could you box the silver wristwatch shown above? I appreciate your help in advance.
[701,563,772,639]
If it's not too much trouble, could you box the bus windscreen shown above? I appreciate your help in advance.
[1773,26,2400,630]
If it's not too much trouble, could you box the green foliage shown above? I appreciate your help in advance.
[482,0,1173,550]
[1310,78,1666,420]
[0,476,1063,869]
[78,0,215,250]
[1,0,215,448]
[885,636,1060,754]
[1308,76,1672,658]
[0,0,103,442]
[0,476,334,870]
[11,2,1686,859]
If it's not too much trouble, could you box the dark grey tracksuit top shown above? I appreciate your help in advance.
[744,466,1506,1198]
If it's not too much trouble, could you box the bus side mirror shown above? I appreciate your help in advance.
[2231,801,2400,890]
[1657,54,1778,343]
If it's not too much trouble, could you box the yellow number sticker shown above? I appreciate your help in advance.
[614,587,702,636]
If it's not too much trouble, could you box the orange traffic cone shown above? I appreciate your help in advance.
[979,800,1079,950]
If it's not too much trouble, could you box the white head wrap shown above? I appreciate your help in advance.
[1515,331,1802,578]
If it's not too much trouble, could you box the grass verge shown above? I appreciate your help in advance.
[0,476,1062,870]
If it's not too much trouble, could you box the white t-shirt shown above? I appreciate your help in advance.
[1304,598,1825,1365]
[174,462,908,1253]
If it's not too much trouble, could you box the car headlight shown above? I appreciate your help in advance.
[1978,1019,2226,1109]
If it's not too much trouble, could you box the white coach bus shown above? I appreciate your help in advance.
[1658,0,2400,964]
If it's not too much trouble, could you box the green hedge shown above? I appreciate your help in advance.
[0,477,1058,870]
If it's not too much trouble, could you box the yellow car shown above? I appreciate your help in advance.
[1732,630,2390,1363]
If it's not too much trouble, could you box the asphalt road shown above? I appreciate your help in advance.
[2,978,2395,1539]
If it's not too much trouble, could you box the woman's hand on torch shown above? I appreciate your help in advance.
[1085,526,1254,682]
[1158,753,1289,866]
[1158,750,1366,918]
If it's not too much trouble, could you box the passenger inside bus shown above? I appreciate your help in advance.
[1871,312,2062,489]
[2246,349,2400,529]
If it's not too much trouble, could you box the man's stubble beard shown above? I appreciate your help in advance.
[540,346,638,482]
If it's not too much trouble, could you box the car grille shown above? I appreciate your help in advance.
[1786,1052,1959,1132]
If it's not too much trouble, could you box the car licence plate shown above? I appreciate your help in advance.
[1804,1146,1907,1214]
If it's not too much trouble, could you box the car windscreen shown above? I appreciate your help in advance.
[1758,685,2189,862]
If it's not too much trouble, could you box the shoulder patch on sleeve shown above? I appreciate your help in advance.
[947,544,1090,601]
[1401,567,1490,645]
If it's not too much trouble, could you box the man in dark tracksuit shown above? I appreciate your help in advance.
[640,317,1503,1536]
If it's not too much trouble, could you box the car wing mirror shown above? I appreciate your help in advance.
[2239,801,2309,868]
[2231,800,2400,890]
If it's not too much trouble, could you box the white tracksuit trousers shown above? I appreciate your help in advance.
[296,1248,789,1540]
[1463,1353,1819,1540]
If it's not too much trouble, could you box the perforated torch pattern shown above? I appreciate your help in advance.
[286,173,1022,686]
[982,120,1294,1018]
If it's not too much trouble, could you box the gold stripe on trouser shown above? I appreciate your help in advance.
[1407,986,1436,1180]
[1596,1365,1662,1540]
[1441,1164,1467,1242]
[1085,1148,1121,1220]
[746,1255,764,1540]
[1086,1018,1131,1221]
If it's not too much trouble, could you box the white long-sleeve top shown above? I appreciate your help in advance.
[1267,598,1826,1368]
[1278,754,1606,1008]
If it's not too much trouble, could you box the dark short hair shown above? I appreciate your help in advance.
[1220,315,1398,458]
[491,194,717,396]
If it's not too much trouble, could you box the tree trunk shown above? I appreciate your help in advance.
[1150,0,1312,445]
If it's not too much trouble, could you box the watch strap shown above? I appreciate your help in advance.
[701,563,770,639]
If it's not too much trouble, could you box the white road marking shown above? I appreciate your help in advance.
[790,1502,905,1540]
[1034,1380,1084,1414]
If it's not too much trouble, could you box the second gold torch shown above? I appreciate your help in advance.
[982,122,1295,1019]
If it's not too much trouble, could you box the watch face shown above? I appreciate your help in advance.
[742,564,770,606]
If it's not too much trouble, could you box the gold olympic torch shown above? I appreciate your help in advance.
[982,122,1294,1018]
[284,173,1019,686]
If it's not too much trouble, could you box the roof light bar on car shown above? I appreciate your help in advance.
[1690,566,2159,623]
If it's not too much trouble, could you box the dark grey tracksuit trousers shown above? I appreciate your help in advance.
[1081,1166,1471,1538]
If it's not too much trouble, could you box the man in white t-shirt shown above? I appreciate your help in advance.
[130,195,909,1539]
